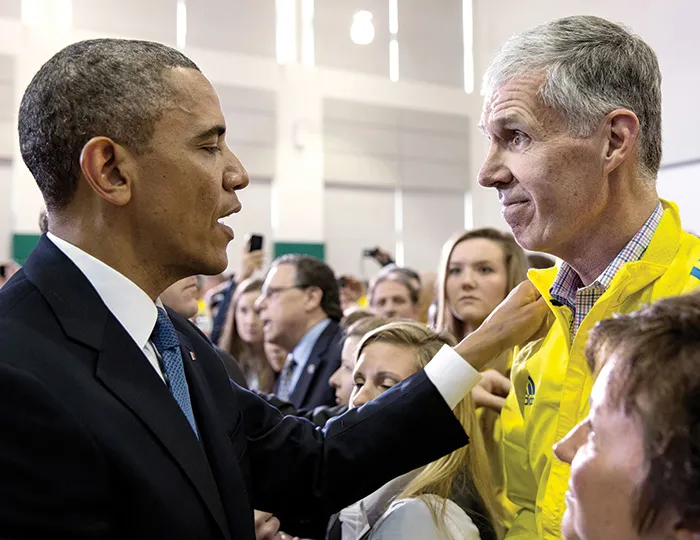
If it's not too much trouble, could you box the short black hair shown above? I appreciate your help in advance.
[18,38,200,211]
[272,254,343,322]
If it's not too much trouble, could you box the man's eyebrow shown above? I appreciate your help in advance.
[192,125,226,141]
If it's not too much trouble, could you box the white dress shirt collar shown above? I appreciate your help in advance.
[47,233,158,350]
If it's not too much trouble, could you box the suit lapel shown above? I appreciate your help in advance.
[24,238,231,540]
[177,332,254,540]
[289,321,337,407]
[95,317,230,539]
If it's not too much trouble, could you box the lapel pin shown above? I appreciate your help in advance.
[190,351,196,362]
[306,364,315,375]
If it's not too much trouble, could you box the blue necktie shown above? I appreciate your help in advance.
[151,308,199,438]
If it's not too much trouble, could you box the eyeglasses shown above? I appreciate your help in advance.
[259,284,310,300]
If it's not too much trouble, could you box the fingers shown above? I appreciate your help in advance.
[530,298,554,341]
[508,279,542,305]
[472,385,507,412]
[481,369,511,397]
[250,250,265,269]
[254,511,281,540]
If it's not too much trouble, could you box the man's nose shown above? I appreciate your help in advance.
[223,146,250,192]
[553,421,588,465]
[478,143,511,189]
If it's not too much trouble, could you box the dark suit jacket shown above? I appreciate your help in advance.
[262,393,347,427]
[274,320,343,410]
[0,237,469,539]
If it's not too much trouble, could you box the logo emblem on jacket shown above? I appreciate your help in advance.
[525,376,536,406]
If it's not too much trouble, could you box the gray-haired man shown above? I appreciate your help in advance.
[477,15,700,539]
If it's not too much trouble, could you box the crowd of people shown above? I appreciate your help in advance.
[0,13,699,540]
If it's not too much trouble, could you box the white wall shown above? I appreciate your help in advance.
[324,98,471,191]
[4,1,699,266]
[324,184,397,278]
[657,164,700,234]
[0,159,11,259]
[402,188,464,273]
[222,177,274,275]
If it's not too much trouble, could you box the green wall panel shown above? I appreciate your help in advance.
[12,234,41,264]
[273,242,325,260]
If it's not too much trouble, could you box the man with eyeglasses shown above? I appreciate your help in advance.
[256,254,344,409]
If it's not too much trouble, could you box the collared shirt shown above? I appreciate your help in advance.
[49,235,482,409]
[47,233,166,382]
[338,469,422,539]
[550,202,664,334]
[284,318,331,393]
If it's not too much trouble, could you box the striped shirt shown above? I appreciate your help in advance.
[550,202,664,335]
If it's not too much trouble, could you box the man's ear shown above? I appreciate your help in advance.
[79,137,135,206]
[304,286,323,312]
[602,109,640,176]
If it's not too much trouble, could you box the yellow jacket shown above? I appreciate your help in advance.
[502,200,700,539]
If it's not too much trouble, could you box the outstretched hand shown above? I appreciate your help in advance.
[455,280,551,371]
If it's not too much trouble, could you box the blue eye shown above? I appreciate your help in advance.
[448,267,461,276]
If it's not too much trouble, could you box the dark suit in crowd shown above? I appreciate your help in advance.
[0,238,468,539]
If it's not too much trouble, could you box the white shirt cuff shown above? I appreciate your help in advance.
[424,344,483,409]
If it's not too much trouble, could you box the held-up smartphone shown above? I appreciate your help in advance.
[248,234,264,252]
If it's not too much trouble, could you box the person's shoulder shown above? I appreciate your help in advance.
[370,497,480,540]
[0,269,41,319]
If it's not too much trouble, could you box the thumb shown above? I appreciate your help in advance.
[491,371,511,398]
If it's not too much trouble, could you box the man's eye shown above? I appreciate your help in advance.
[203,146,221,154]
[511,131,529,147]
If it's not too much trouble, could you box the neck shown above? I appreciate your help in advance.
[286,312,327,351]
[50,215,175,301]
[551,180,659,285]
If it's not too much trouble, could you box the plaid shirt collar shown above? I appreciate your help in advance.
[550,202,664,332]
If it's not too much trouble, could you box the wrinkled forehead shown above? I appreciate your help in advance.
[479,71,548,130]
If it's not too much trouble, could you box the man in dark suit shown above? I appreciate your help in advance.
[0,38,548,539]
[257,255,343,409]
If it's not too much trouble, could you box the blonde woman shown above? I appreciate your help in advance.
[219,278,276,392]
[435,228,528,526]
[334,321,501,540]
